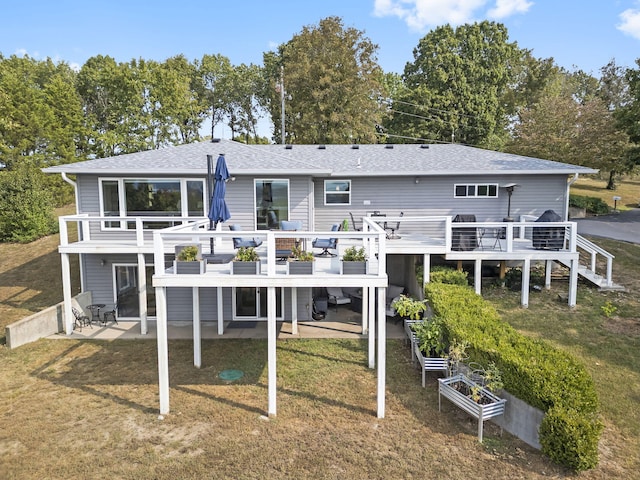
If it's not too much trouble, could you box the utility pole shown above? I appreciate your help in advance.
[280,65,285,145]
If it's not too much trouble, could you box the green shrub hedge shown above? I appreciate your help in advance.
[569,194,610,215]
[425,282,603,472]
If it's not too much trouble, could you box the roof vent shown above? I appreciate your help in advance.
[385,144,394,149]
[351,144,359,149]
[420,144,430,149]
[211,138,221,143]
[285,144,293,149]
[318,145,326,149]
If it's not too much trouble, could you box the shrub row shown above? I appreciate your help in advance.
[569,194,610,215]
[425,282,603,472]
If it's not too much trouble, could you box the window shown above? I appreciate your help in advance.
[325,180,351,205]
[99,178,205,230]
[454,183,498,198]
[255,179,289,230]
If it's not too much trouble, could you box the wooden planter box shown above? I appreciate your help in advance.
[341,260,367,275]
[231,261,260,274]
[438,374,506,442]
[174,260,206,274]
[414,344,449,387]
[287,261,314,274]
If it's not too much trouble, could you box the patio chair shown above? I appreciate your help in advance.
[349,212,362,231]
[385,212,403,239]
[276,220,302,261]
[312,224,340,257]
[326,287,351,312]
[102,302,119,325]
[71,307,91,331]
[229,224,263,249]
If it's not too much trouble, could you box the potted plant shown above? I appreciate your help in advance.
[174,245,205,274]
[231,247,260,274]
[392,294,426,320]
[341,245,367,274]
[287,245,315,274]
[411,317,449,386]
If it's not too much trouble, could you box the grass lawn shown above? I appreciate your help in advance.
[571,175,640,211]
[0,199,639,478]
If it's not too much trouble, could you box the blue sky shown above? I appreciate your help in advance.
[2,1,640,137]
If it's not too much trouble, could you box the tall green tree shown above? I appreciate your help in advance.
[196,54,235,139]
[262,16,384,144]
[386,21,520,148]
[0,55,84,168]
[0,160,57,242]
[616,59,640,173]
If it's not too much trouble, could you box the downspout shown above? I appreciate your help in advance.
[565,174,579,221]
[60,172,85,294]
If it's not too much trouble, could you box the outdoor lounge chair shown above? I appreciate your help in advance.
[312,224,340,257]
[326,287,351,312]
[229,224,263,249]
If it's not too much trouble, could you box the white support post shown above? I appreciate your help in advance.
[521,259,530,308]
[569,258,578,307]
[156,286,170,414]
[61,252,73,335]
[217,287,224,335]
[368,286,375,369]
[138,253,148,335]
[422,254,430,291]
[474,259,482,295]
[291,288,298,335]
[193,287,201,368]
[267,286,277,417]
[361,286,369,335]
[545,260,552,289]
[377,286,386,419]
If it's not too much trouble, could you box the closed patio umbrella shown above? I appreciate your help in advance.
[208,154,231,254]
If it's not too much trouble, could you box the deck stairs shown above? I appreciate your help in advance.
[557,235,625,291]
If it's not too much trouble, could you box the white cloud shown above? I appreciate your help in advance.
[617,8,640,40]
[487,0,533,19]
[373,0,531,31]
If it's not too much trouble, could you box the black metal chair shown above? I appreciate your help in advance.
[385,212,403,239]
[102,303,119,325]
[71,307,90,331]
[349,212,362,231]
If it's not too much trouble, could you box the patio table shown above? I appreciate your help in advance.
[87,304,105,325]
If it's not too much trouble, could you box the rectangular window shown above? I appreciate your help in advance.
[255,179,289,230]
[454,183,498,198]
[100,178,205,230]
[324,180,351,205]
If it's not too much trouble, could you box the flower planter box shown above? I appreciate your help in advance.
[414,344,449,387]
[174,260,206,274]
[230,261,260,274]
[340,260,367,275]
[438,374,506,442]
[287,261,314,274]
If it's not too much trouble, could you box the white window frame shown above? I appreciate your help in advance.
[253,178,290,230]
[98,177,206,230]
[324,179,351,205]
[453,183,499,198]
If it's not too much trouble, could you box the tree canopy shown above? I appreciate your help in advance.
[262,16,385,144]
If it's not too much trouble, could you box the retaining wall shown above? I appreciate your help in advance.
[5,292,92,349]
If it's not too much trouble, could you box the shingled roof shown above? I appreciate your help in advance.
[43,139,598,176]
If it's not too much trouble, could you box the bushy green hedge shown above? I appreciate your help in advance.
[425,282,603,472]
[429,266,469,285]
[569,194,610,215]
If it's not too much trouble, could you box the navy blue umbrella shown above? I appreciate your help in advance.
[208,154,231,253]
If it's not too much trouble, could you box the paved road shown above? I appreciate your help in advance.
[574,208,640,244]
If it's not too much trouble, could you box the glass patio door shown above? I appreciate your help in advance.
[234,287,283,320]
[113,265,156,318]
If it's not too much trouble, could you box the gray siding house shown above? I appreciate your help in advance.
[45,138,615,417]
